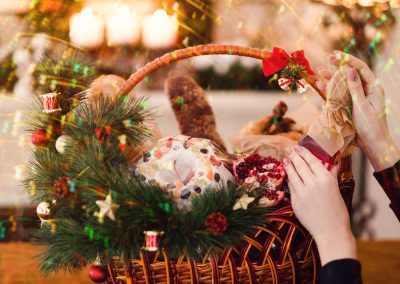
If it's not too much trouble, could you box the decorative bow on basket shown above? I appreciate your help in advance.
[263,47,315,94]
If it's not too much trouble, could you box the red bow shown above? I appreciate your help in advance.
[262,47,315,77]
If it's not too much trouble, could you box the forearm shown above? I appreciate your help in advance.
[315,229,357,266]
[362,138,400,172]
[317,232,360,283]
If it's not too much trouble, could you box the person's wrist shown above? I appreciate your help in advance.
[362,138,400,172]
[314,228,357,266]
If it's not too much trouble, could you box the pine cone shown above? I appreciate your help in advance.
[204,212,228,235]
[53,177,71,199]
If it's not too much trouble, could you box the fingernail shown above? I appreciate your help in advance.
[283,158,289,166]
[347,68,358,81]
[285,148,293,156]
[294,145,302,153]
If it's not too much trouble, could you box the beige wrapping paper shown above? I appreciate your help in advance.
[307,68,355,157]
[230,102,321,159]
[230,134,297,160]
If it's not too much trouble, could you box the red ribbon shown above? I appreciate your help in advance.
[262,47,315,77]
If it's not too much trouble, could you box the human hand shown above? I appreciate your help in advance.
[315,51,400,172]
[284,145,356,265]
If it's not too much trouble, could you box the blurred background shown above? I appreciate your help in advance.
[0,0,399,283]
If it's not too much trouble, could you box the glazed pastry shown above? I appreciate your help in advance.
[135,135,234,210]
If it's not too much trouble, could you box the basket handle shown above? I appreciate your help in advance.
[117,44,325,100]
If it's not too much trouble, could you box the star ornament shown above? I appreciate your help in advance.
[95,193,119,222]
[233,194,255,211]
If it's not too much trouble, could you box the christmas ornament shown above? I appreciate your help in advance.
[262,47,314,94]
[36,201,52,220]
[88,256,107,283]
[95,192,119,223]
[204,212,228,236]
[233,194,255,211]
[233,154,287,208]
[31,129,50,146]
[39,0,63,13]
[55,135,70,153]
[94,126,112,145]
[53,177,71,199]
[278,77,308,94]
[135,135,234,210]
[41,92,61,113]
[143,230,164,251]
[262,47,315,77]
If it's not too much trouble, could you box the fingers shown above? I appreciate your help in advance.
[285,147,314,182]
[325,67,347,92]
[317,68,333,81]
[283,158,303,188]
[327,54,340,66]
[294,146,328,175]
[345,66,369,106]
[287,180,298,202]
[331,51,376,84]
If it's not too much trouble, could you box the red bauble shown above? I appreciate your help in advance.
[88,265,107,283]
[31,129,50,146]
[39,0,62,13]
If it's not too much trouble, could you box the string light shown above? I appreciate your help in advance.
[314,0,400,8]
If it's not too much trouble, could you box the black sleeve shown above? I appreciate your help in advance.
[373,160,400,222]
[320,259,362,284]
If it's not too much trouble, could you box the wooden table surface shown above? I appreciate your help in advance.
[0,241,399,284]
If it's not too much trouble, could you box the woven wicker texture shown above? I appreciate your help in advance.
[108,45,354,284]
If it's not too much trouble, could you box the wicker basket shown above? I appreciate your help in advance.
[106,44,355,284]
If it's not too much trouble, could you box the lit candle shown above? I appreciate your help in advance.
[106,5,140,46]
[69,8,104,49]
[142,9,178,49]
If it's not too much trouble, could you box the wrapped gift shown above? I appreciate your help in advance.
[306,67,356,164]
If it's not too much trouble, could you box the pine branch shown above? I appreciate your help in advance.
[33,166,272,273]
[65,95,153,148]
[24,148,70,204]
[34,50,97,114]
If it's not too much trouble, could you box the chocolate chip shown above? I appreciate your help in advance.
[194,187,202,193]
[167,183,176,189]
[138,175,147,182]
[180,188,191,199]
[200,148,208,154]
[214,173,220,182]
